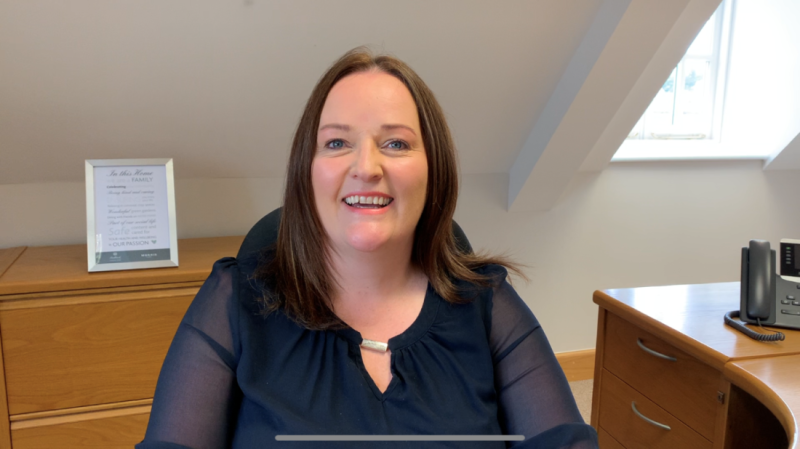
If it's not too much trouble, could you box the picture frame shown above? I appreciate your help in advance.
[85,158,179,272]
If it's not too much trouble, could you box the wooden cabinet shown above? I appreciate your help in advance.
[602,313,722,442]
[596,312,721,447]
[592,283,800,449]
[0,237,242,449]
[598,370,712,449]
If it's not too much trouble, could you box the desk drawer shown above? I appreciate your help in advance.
[0,291,195,414]
[603,313,720,441]
[599,370,711,449]
[597,428,625,449]
[11,411,149,449]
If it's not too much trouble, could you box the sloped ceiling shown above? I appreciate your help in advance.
[1,0,742,210]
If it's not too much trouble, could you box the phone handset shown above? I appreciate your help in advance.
[746,240,773,320]
[725,240,785,341]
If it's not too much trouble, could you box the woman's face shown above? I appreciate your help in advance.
[312,71,428,255]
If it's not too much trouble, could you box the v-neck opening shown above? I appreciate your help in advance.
[334,282,438,349]
[334,282,439,400]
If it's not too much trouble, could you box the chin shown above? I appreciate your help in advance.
[344,225,394,253]
[345,234,391,253]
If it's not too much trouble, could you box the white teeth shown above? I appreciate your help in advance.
[343,195,392,206]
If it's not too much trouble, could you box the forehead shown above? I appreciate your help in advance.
[319,71,420,128]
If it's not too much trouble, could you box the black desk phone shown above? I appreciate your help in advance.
[725,239,800,341]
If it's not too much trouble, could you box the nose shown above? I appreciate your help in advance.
[351,140,383,182]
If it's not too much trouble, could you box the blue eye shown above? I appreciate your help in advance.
[326,139,344,149]
[387,140,408,150]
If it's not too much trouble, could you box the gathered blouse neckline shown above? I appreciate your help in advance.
[333,282,440,351]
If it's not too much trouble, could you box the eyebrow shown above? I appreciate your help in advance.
[317,123,417,136]
[318,124,350,132]
[381,124,417,136]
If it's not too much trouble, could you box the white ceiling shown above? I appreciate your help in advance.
[0,0,600,183]
[4,0,791,210]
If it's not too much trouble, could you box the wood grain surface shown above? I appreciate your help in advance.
[713,380,731,449]
[10,399,152,423]
[0,281,203,304]
[0,311,12,449]
[1,292,195,414]
[595,284,800,369]
[591,308,607,429]
[0,236,248,448]
[723,384,788,449]
[603,312,721,441]
[598,369,712,449]
[11,411,149,449]
[597,427,625,449]
[0,236,242,296]
[0,247,26,280]
[595,283,800,449]
[725,356,800,448]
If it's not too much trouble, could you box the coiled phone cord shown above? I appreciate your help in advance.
[724,310,785,341]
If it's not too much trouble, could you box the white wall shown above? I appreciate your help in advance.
[3,161,798,352]
[455,161,800,351]
[0,177,284,248]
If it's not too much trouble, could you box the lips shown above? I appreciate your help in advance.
[343,195,394,209]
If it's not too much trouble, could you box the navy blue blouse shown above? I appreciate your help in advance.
[138,255,597,448]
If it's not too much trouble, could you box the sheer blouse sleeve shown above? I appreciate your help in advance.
[137,258,242,449]
[489,271,598,448]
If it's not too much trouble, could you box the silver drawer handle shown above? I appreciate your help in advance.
[637,338,677,362]
[632,401,671,431]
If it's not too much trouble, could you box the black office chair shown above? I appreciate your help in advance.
[237,207,473,260]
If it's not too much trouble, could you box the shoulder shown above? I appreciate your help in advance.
[233,250,274,310]
[464,263,540,334]
[453,263,510,302]
[186,255,265,325]
[445,264,515,336]
[473,263,509,285]
[186,257,240,320]
[195,257,239,303]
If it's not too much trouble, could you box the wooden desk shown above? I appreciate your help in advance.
[0,237,243,449]
[592,283,800,449]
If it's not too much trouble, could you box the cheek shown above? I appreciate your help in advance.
[404,158,429,213]
[311,158,339,201]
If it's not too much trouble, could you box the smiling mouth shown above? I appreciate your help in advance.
[343,195,394,209]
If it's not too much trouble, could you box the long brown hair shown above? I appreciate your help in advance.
[255,47,522,330]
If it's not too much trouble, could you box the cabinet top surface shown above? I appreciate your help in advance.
[595,282,800,366]
[0,236,244,296]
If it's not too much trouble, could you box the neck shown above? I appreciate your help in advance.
[328,239,420,308]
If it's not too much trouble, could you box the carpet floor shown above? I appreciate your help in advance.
[568,379,593,423]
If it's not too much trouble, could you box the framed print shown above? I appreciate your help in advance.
[85,158,179,272]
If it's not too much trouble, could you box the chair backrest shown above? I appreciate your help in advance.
[237,207,473,260]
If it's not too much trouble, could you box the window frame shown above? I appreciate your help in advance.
[613,0,743,161]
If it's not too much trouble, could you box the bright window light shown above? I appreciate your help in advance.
[611,0,758,161]
[628,1,728,141]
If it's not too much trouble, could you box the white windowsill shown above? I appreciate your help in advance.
[611,139,771,162]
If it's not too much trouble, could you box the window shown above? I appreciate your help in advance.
[628,0,730,141]
[611,0,750,161]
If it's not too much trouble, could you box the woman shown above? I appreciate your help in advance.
[138,48,597,448]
